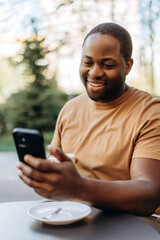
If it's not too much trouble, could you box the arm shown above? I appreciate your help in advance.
[16,147,160,216]
[80,157,160,215]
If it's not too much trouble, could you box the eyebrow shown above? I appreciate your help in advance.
[83,55,117,62]
[83,55,92,59]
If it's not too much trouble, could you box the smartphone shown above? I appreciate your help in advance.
[12,128,46,163]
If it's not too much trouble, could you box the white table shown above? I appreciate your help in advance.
[0,200,159,240]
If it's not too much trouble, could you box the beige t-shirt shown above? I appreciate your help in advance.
[51,87,160,181]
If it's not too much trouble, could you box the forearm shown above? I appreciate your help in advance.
[16,150,160,216]
[78,177,159,216]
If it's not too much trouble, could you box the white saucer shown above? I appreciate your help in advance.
[27,201,92,225]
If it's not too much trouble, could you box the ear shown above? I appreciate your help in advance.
[125,58,134,75]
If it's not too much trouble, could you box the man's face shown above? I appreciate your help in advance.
[79,33,132,102]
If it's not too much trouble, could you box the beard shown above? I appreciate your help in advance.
[85,79,126,102]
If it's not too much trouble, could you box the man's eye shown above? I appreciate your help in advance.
[82,61,92,66]
[104,64,114,69]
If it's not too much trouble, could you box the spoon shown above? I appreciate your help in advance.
[42,207,62,220]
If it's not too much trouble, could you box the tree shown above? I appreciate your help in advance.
[7,81,67,132]
[0,105,7,134]
[7,19,68,132]
[139,0,160,95]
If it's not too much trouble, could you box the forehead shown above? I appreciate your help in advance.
[82,33,121,59]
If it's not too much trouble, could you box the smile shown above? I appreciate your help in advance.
[88,81,106,87]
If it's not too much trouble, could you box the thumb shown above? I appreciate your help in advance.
[47,146,70,162]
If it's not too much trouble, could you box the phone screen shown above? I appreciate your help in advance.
[13,128,46,163]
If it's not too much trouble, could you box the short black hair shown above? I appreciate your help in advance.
[83,22,132,62]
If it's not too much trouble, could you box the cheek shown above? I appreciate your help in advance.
[105,70,118,80]
[79,66,88,79]
[106,69,124,80]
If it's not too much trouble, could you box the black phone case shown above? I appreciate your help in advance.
[12,128,46,162]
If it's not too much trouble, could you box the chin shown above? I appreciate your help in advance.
[87,91,106,102]
[87,89,119,102]
[89,96,103,102]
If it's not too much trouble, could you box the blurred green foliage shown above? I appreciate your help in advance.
[0,105,7,134]
[0,132,16,151]
[17,34,51,89]
[6,82,67,132]
[0,25,68,136]
[0,131,54,152]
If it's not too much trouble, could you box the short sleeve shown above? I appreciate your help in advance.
[50,109,63,149]
[132,103,160,160]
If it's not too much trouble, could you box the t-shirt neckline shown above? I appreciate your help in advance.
[88,86,135,109]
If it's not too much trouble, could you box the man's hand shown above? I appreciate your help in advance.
[16,149,160,215]
[16,147,82,201]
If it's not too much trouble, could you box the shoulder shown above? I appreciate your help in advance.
[128,87,160,110]
[127,88,160,125]
[68,92,88,103]
[130,87,160,102]
[63,93,88,109]
[59,93,88,116]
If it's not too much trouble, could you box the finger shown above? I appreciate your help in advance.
[17,162,43,182]
[17,159,63,185]
[17,170,55,192]
[16,161,23,170]
[35,188,66,201]
[24,154,61,172]
[34,188,53,200]
[48,147,71,162]
[17,162,51,182]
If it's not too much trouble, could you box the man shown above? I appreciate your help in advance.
[17,23,160,231]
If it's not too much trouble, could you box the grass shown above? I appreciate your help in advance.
[0,131,54,152]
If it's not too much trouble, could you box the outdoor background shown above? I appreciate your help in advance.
[0,0,160,202]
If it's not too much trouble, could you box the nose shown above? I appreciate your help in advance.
[88,64,104,78]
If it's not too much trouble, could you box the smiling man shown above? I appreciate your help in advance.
[17,23,160,233]
[80,31,132,102]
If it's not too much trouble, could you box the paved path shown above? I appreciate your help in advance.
[0,152,42,202]
[0,152,19,180]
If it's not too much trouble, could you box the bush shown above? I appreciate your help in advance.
[7,84,68,132]
[5,30,69,133]
[0,105,7,134]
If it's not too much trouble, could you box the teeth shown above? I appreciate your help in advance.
[88,81,105,87]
